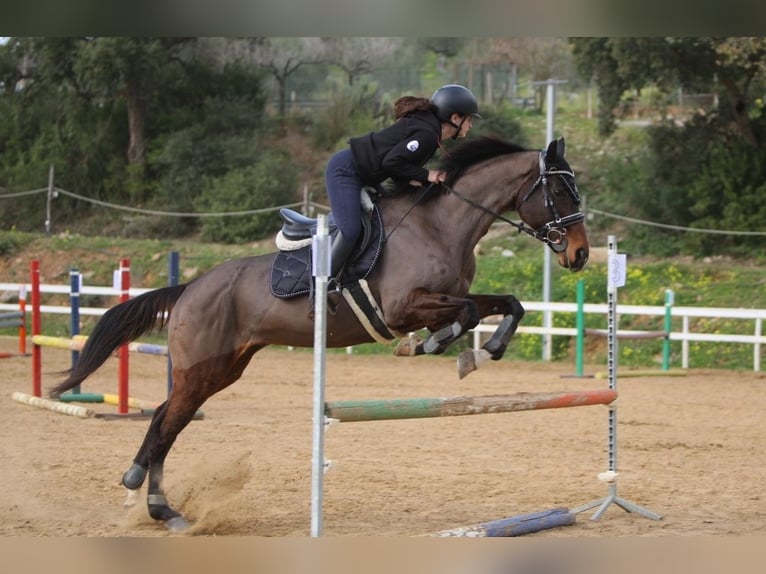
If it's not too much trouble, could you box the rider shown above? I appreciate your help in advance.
[324,83,480,285]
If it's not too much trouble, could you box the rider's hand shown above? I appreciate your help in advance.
[427,169,447,184]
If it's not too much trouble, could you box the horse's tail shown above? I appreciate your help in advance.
[49,284,188,398]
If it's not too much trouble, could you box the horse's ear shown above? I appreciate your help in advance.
[545,137,566,162]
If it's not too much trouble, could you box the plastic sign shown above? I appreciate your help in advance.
[608,253,627,288]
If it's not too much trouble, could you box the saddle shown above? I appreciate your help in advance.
[269,205,384,299]
[269,199,401,344]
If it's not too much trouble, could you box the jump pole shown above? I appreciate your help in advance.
[571,235,662,521]
[325,389,617,423]
[310,214,330,537]
[117,258,130,414]
[575,278,585,377]
[69,267,81,394]
[31,260,42,397]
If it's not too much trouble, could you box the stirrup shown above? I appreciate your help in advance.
[327,289,341,315]
[307,282,342,320]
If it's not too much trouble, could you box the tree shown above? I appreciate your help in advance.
[0,36,273,235]
[570,37,766,255]
[216,37,324,117]
[484,38,576,108]
[569,37,766,144]
[318,37,403,87]
[28,37,196,166]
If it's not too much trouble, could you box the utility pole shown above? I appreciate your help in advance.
[533,79,567,361]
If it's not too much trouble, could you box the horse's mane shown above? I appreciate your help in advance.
[439,136,530,187]
[384,136,530,200]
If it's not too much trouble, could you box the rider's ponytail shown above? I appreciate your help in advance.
[393,96,434,120]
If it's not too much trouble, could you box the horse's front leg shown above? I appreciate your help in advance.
[391,289,480,357]
[455,294,525,378]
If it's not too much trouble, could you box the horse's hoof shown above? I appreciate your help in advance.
[457,349,491,379]
[165,516,191,532]
[123,488,140,508]
[393,334,422,357]
[457,350,477,379]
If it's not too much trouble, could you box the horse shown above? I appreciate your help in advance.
[50,136,589,531]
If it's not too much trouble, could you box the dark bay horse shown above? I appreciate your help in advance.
[50,136,589,531]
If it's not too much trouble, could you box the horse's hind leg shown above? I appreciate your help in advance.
[121,401,170,506]
[140,346,261,531]
[142,371,209,531]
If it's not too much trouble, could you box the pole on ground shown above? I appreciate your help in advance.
[310,215,330,537]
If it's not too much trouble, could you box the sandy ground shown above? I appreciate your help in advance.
[1,335,766,538]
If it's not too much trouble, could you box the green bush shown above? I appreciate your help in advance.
[194,150,298,243]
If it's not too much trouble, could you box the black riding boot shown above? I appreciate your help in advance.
[326,233,356,313]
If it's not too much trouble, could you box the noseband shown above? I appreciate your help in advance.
[443,151,585,253]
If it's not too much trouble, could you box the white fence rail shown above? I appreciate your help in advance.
[476,301,765,372]
[2,282,764,371]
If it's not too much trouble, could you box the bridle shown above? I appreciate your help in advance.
[443,151,585,253]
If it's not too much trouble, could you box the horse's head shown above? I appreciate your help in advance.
[516,138,589,271]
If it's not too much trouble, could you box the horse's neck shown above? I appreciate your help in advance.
[440,153,537,244]
[379,152,537,249]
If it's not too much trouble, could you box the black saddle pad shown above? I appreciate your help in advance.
[270,207,384,299]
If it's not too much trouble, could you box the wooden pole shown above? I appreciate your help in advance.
[325,389,617,423]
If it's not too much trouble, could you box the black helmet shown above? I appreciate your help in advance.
[431,84,481,122]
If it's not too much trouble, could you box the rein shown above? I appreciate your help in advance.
[441,151,584,253]
[384,183,436,240]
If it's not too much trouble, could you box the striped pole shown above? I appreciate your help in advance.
[32,335,168,357]
[325,388,617,423]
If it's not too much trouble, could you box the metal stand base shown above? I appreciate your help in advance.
[572,484,662,521]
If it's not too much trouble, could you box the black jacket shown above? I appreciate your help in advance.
[348,110,442,186]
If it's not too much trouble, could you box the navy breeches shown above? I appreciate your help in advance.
[325,148,366,244]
